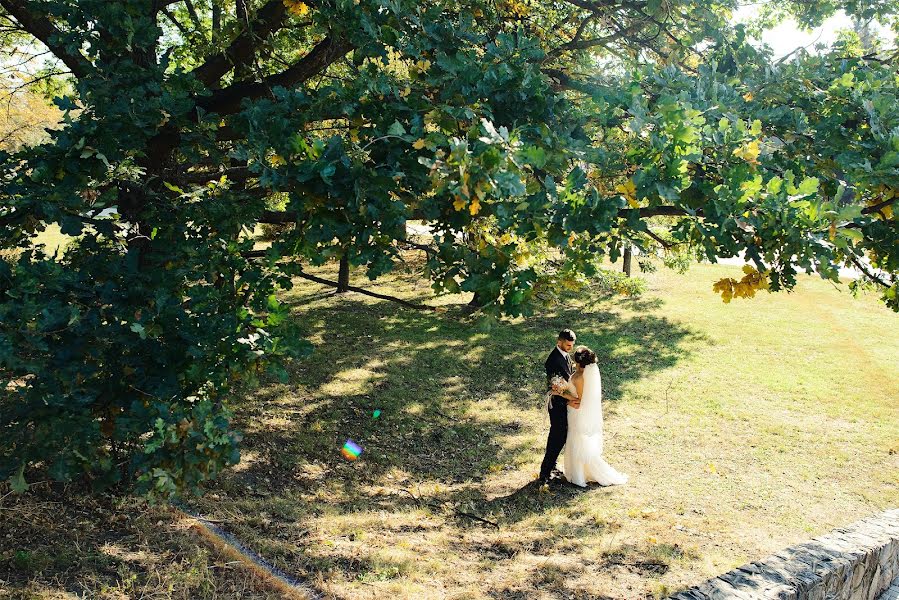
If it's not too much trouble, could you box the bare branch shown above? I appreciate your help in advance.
[292,270,434,311]
[847,255,895,289]
[160,7,189,35]
[400,240,437,256]
[0,0,91,78]
[644,228,674,249]
[241,254,436,311]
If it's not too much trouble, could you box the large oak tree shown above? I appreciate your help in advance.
[1,0,896,495]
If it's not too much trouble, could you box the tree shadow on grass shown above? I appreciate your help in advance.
[196,278,708,594]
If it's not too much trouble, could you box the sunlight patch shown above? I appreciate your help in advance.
[231,450,260,473]
[322,367,384,396]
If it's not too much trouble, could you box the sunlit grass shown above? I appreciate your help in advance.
[182,253,899,599]
[2,246,895,598]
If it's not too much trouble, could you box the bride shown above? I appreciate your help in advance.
[552,346,628,487]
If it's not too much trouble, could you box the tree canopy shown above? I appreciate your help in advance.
[1,0,897,496]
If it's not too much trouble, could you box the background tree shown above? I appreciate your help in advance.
[0,0,896,496]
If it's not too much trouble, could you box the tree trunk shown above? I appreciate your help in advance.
[336,254,350,293]
[623,246,633,277]
[212,4,221,42]
[468,290,485,308]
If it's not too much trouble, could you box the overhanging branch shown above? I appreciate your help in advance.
[190,0,288,87]
[199,36,354,115]
[847,255,895,289]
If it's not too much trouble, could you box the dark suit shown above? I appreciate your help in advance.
[540,347,573,480]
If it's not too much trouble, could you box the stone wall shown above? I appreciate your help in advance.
[669,509,899,600]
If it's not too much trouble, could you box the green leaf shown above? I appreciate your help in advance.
[796,177,819,196]
[387,121,407,136]
[163,181,185,195]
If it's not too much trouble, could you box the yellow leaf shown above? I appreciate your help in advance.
[453,196,466,212]
[616,178,638,205]
[743,92,754,101]
[399,86,411,98]
[412,138,426,150]
[732,140,760,164]
[269,154,286,167]
[283,0,310,16]
[469,199,481,216]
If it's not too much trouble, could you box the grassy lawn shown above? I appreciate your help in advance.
[2,251,897,599]
[195,253,897,599]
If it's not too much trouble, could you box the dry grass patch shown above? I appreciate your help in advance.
[0,484,286,598]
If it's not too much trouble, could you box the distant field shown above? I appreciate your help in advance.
[2,251,897,599]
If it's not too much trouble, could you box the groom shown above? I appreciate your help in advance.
[539,329,579,485]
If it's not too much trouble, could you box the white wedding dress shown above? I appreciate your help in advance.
[563,364,629,487]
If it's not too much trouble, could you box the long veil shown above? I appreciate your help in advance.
[564,363,627,486]
[570,363,603,441]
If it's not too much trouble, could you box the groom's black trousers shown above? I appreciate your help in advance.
[539,396,568,480]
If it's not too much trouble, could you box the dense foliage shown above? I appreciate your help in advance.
[1,0,896,495]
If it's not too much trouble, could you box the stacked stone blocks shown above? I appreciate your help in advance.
[668,509,899,600]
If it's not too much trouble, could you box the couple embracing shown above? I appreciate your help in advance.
[538,329,629,488]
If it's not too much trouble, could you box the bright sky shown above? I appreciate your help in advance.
[734,8,887,58]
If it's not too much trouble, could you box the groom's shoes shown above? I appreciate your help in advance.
[536,473,566,490]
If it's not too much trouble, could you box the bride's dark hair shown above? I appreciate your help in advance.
[573,346,597,367]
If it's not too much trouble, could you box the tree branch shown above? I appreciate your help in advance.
[847,255,894,289]
[176,166,255,184]
[643,228,674,249]
[861,196,896,216]
[190,0,288,88]
[400,240,437,256]
[241,254,435,310]
[182,0,202,29]
[0,209,26,228]
[199,36,355,115]
[292,270,433,310]
[160,7,189,35]
[0,0,91,78]
[258,210,295,224]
